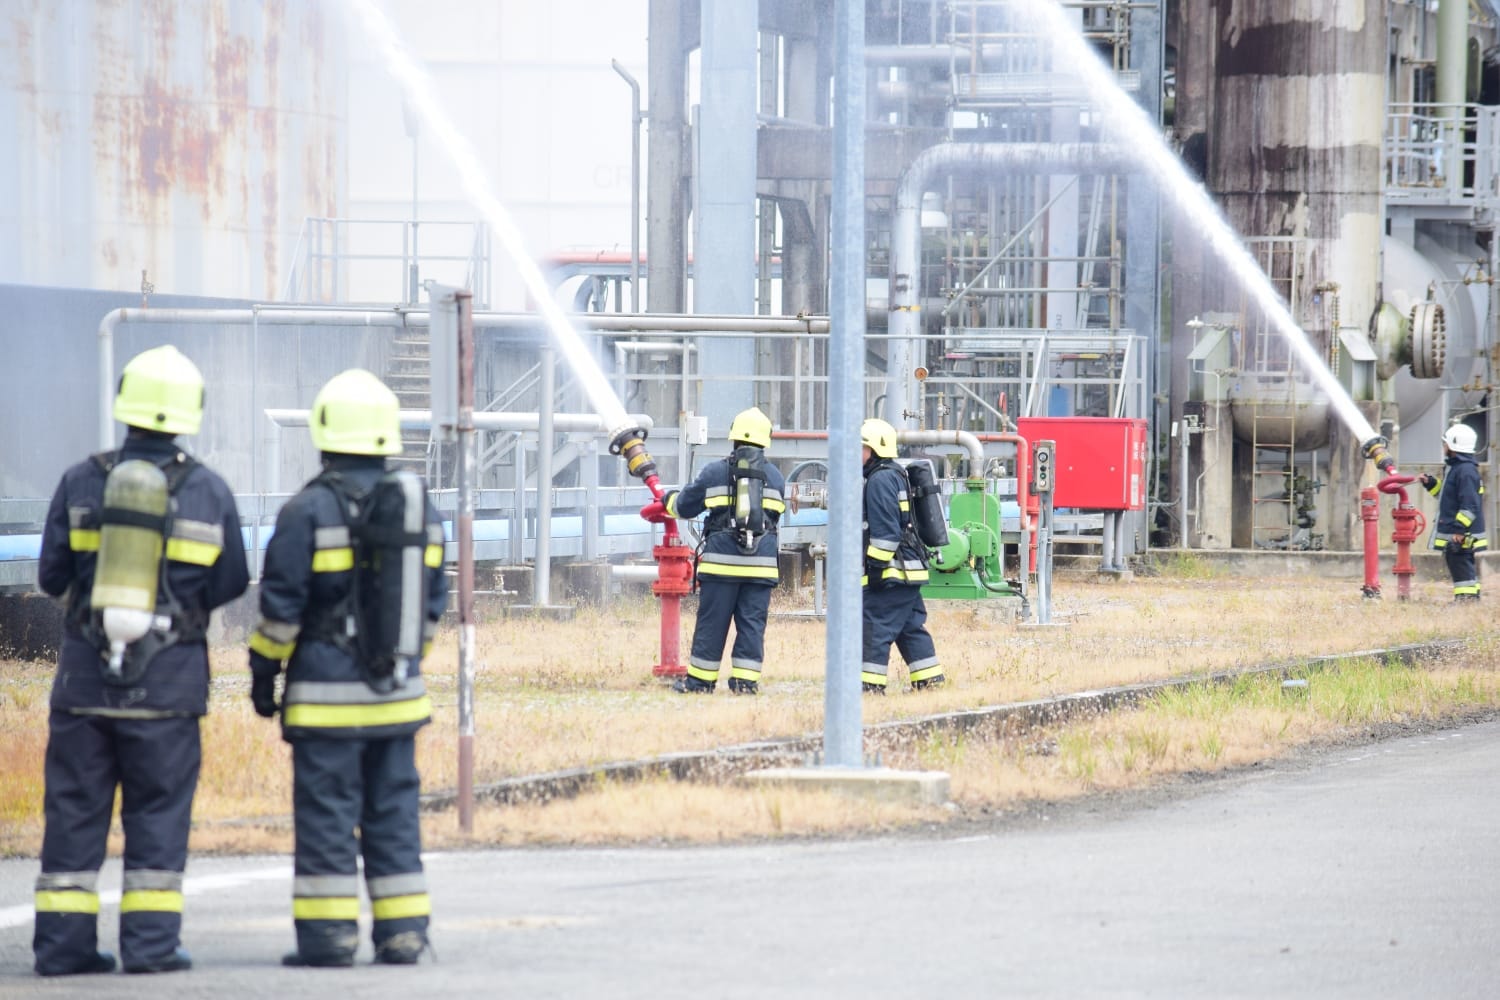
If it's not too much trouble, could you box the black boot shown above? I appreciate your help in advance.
[125,947,192,974]
[282,949,355,968]
[727,678,759,695]
[912,675,946,691]
[374,931,433,965]
[672,676,715,694]
[36,950,116,976]
[861,682,886,695]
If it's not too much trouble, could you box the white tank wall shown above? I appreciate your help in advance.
[346,0,648,308]
[0,0,348,300]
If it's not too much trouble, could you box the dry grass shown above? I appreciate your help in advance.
[3,567,1498,857]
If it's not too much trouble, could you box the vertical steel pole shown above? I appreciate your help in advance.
[456,290,476,833]
[535,345,555,607]
[824,0,865,769]
[612,60,643,314]
[1489,232,1500,539]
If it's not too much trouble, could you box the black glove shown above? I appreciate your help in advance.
[1419,474,1436,490]
[865,560,886,589]
[249,652,281,718]
[660,489,679,516]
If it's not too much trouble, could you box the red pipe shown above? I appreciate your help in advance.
[971,433,1036,574]
[1359,485,1381,598]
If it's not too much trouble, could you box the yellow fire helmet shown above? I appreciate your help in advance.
[728,407,773,449]
[310,368,403,456]
[860,417,898,459]
[112,344,205,436]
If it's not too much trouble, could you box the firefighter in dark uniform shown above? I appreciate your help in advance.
[859,418,945,693]
[33,344,249,976]
[249,368,447,968]
[1420,423,1488,601]
[643,407,786,694]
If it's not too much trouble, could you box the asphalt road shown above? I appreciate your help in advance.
[1,720,1497,999]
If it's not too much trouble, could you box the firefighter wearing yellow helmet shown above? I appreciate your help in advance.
[642,406,786,694]
[249,369,448,967]
[859,417,944,693]
[33,345,249,976]
[1419,422,1488,601]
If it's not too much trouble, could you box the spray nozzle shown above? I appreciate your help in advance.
[609,426,659,483]
[1361,436,1398,474]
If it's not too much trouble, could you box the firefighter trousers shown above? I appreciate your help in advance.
[290,735,429,961]
[689,576,772,682]
[33,712,200,975]
[861,585,942,687]
[1444,545,1480,598]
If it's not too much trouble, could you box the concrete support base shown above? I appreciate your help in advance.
[739,766,950,806]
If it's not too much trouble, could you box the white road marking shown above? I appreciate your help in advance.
[2,853,447,931]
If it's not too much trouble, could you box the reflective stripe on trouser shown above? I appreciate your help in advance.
[687,576,772,684]
[34,713,199,975]
[1444,547,1482,598]
[291,735,427,958]
[861,585,942,686]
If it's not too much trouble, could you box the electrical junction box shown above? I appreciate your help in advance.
[1033,441,1054,493]
[683,413,709,446]
[1016,417,1148,511]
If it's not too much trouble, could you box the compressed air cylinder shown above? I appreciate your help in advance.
[904,459,950,548]
[90,460,168,668]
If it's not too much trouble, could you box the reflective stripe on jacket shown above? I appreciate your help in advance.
[862,461,929,587]
[665,453,786,583]
[1429,453,1489,551]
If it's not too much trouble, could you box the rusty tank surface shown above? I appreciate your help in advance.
[0,0,347,299]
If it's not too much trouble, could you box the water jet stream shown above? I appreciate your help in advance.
[1021,0,1379,447]
[344,0,630,434]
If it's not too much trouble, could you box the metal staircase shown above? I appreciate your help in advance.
[384,332,432,475]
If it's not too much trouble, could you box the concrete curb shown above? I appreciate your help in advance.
[417,638,1470,813]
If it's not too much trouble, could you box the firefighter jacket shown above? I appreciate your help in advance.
[664,451,786,584]
[36,434,250,716]
[862,458,930,588]
[1426,451,1488,551]
[251,455,448,741]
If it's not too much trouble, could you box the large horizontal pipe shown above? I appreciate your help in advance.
[770,428,985,469]
[264,409,654,434]
[98,306,828,447]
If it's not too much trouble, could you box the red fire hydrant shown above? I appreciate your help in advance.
[1362,472,1426,602]
[651,534,693,678]
[610,425,691,679]
[1380,474,1424,603]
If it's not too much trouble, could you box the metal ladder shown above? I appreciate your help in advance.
[384,333,432,476]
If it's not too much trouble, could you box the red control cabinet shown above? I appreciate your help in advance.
[1016,417,1147,511]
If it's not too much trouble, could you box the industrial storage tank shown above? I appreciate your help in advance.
[0,0,347,300]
